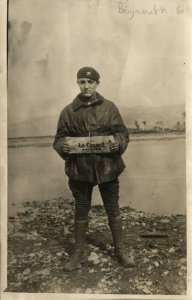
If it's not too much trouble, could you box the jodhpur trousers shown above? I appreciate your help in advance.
[68,178,121,220]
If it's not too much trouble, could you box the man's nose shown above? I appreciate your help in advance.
[84,81,89,88]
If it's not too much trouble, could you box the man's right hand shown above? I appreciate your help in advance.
[61,142,71,154]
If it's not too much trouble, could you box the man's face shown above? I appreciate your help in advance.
[77,78,99,98]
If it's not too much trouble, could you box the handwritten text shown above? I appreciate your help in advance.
[118,2,191,20]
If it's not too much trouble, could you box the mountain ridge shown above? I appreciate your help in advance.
[8,103,185,138]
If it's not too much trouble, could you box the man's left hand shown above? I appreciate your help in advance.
[110,140,119,152]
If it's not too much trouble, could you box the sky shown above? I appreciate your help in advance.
[8,0,189,124]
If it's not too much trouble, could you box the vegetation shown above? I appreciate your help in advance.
[130,111,186,134]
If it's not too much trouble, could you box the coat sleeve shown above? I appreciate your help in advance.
[53,110,70,160]
[110,104,129,155]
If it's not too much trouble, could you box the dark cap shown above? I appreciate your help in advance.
[77,67,100,81]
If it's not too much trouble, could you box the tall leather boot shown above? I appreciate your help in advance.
[64,219,88,271]
[108,215,135,267]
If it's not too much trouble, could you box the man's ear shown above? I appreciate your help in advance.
[97,81,100,85]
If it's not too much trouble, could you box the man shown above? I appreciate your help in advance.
[53,66,135,271]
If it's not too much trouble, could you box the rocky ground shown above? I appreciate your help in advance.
[7,198,186,295]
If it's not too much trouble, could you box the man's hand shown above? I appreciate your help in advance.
[61,142,71,154]
[110,140,119,153]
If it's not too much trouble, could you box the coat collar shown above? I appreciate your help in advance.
[72,93,104,112]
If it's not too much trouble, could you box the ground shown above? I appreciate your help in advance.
[7,198,186,295]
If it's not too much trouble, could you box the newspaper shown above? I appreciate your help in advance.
[65,135,115,153]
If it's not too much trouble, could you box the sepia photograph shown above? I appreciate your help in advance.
[1,0,192,299]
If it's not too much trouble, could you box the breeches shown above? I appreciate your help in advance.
[68,178,121,220]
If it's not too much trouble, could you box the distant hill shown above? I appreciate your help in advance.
[8,103,185,138]
[8,115,59,138]
[119,103,185,130]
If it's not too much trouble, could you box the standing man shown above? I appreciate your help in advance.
[53,66,135,271]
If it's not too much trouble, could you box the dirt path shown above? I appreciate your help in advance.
[7,198,186,295]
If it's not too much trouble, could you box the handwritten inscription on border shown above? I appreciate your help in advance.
[118,1,192,20]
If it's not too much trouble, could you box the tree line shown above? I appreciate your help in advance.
[131,111,185,133]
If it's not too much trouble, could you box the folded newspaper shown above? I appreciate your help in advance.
[65,136,115,154]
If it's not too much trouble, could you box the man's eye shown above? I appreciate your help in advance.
[79,80,94,85]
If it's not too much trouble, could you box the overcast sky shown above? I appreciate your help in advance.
[8,0,189,123]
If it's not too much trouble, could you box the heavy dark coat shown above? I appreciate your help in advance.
[53,93,129,184]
